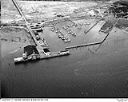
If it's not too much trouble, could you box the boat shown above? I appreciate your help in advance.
[14,45,70,64]
[58,33,64,38]
[72,33,76,36]
[37,38,48,47]
[33,31,48,47]
[64,39,71,43]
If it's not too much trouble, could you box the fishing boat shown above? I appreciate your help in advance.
[14,45,70,63]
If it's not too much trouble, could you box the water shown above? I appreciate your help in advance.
[1,23,128,97]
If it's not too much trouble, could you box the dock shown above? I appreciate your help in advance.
[12,0,48,51]
[66,33,109,50]
[12,0,71,64]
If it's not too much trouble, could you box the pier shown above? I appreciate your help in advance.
[12,0,71,64]
[12,0,48,51]
[66,33,110,50]
[84,18,103,35]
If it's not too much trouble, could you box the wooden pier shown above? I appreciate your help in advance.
[12,0,48,50]
[66,33,109,50]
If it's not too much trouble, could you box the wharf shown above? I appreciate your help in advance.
[12,0,49,52]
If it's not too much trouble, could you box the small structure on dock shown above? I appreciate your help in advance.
[24,45,39,57]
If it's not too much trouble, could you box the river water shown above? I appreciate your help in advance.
[1,21,128,97]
